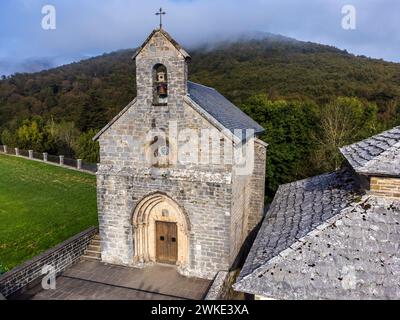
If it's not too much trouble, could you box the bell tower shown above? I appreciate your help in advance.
[132,28,191,105]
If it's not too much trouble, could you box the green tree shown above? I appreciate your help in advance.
[46,119,80,157]
[241,95,319,201]
[0,262,7,275]
[78,89,107,131]
[75,129,100,163]
[312,97,379,171]
[7,116,59,153]
[1,128,16,147]
[16,118,46,151]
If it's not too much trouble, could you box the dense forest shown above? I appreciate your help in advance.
[1,34,399,200]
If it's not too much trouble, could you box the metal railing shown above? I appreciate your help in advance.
[0,145,97,173]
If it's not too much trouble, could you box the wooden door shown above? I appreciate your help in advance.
[156,221,178,264]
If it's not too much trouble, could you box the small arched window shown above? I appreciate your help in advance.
[153,64,168,105]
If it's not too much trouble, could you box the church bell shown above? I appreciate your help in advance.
[154,69,168,103]
[157,83,168,97]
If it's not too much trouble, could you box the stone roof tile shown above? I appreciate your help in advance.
[236,169,359,284]
[340,126,400,177]
[234,195,400,300]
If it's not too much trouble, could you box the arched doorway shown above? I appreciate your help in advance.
[132,193,190,268]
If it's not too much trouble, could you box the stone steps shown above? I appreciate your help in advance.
[82,234,102,261]
[88,244,100,251]
[93,234,101,240]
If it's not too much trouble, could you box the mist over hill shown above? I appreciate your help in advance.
[1,32,399,131]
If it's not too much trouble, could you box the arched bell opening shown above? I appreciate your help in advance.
[152,64,168,105]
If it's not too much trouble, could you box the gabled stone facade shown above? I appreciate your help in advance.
[94,29,266,279]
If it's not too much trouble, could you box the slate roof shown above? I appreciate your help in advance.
[187,81,265,136]
[235,169,359,285]
[234,126,400,299]
[234,194,400,299]
[340,126,400,177]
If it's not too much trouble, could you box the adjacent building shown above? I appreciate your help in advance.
[234,126,400,299]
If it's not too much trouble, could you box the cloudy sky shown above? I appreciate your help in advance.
[0,0,399,75]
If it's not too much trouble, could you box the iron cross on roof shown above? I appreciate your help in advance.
[155,8,166,29]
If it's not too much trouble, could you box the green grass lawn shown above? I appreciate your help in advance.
[0,154,98,272]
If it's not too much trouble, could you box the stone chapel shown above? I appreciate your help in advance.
[93,28,267,279]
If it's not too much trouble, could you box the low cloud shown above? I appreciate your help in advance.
[1,0,399,75]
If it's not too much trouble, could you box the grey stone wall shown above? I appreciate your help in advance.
[247,139,267,233]
[229,138,267,262]
[230,172,250,262]
[98,31,188,169]
[0,227,97,298]
[97,168,232,279]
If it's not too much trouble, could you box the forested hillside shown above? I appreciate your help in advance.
[1,34,399,199]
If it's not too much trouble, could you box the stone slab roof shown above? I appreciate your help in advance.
[236,169,359,284]
[340,126,400,177]
[188,81,265,136]
[234,194,400,299]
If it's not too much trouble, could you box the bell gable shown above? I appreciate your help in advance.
[135,29,190,102]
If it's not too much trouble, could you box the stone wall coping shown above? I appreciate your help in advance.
[204,270,229,300]
[255,138,269,148]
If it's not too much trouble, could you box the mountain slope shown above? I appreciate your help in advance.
[190,38,400,104]
[0,34,399,131]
